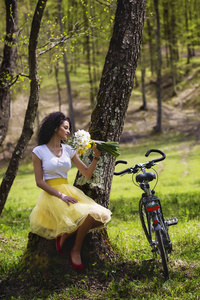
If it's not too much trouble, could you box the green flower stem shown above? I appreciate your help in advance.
[90,141,120,158]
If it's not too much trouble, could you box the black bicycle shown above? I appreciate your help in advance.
[114,149,178,278]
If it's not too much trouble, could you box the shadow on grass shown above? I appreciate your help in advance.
[0,254,169,300]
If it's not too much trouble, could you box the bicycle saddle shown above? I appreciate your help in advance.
[136,172,156,183]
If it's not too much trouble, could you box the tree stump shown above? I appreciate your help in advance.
[20,228,115,276]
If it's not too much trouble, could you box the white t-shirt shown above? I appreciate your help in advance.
[32,144,76,180]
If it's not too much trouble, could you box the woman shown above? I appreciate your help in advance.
[30,112,112,270]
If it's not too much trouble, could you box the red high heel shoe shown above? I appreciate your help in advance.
[56,236,65,255]
[70,250,84,270]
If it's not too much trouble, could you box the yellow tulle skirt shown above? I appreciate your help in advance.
[29,178,112,239]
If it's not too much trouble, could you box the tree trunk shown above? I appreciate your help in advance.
[163,0,170,67]
[154,0,162,133]
[169,0,178,96]
[82,0,95,107]
[57,0,76,133]
[54,61,62,111]
[73,0,146,261]
[140,49,147,111]
[91,1,98,102]
[0,0,47,215]
[185,0,191,64]
[82,0,98,108]
[146,10,155,76]
[0,0,18,146]
[141,69,147,111]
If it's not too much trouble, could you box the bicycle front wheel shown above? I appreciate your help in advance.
[156,230,169,278]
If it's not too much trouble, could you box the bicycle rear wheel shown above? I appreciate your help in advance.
[139,198,151,243]
[155,230,169,278]
[158,215,172,254]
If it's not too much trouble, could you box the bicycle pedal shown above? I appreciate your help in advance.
[165,217,178,226]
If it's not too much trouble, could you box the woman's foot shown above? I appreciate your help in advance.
[70,249,84,270]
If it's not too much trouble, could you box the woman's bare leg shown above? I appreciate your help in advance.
[59,231,76,248]
[70,215,103,265]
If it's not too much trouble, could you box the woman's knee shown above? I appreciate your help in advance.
[85,214,103,228]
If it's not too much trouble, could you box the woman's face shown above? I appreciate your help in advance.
[56,120,70,140]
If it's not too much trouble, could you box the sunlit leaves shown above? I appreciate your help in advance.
[0,0,116,96]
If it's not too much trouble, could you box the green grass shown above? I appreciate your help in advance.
[1,135,200,299]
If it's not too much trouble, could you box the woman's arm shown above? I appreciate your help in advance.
[72,145,101,179]
[32,153,77,206]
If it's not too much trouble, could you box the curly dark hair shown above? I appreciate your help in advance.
[37,112,72,145]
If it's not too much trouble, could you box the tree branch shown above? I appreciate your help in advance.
[38,22,88,56]
[8,73,30,87]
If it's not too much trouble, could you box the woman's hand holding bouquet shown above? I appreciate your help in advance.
[69,129,120,158]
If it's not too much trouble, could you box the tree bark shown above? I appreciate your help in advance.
[0,0,48,215]
[0,0,18,145]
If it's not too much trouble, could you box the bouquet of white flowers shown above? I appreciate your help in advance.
[70,129,120,158]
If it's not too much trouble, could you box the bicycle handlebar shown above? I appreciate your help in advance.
[114,160,131,175]
[145,149,166,163]
[114,149,166,176]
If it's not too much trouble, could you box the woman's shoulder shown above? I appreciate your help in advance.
[32,145,46,158]
[33,144,46,152]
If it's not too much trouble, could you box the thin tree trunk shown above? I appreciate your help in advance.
[0,0,18,146]
[141,69,147,110]
[91,1,98,100]
[146,10,154,76]
[139,47,147,110]
[82,0,95,108]
[54,61,62,111]
[57,0,76,133]
[0,0,47,215]
[154,0,162,133]
[163,0,170,67]
[185,0,191,64]
[169,0,177,95]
